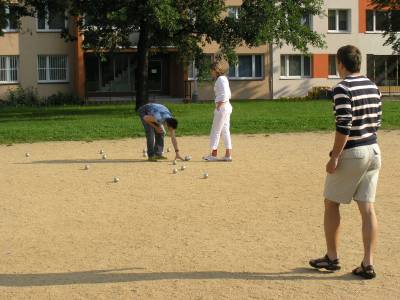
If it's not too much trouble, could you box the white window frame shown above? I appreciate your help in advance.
[328,9,351,33]
[3,6,18,32]
[37,55,69,83]
[188,60,196,80]
[227,7,239,19]
[229,54,264,80]
[36,9,67,32]
[280,55,312,79]
[0,56,19,84]
[328,54,340,79]
[366,10,387,33]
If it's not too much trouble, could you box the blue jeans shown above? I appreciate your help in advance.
[138,108,164,157]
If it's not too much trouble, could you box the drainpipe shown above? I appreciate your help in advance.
[269,43,274,99]
[192,68,199,102]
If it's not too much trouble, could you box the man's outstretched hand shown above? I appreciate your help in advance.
[175,153,184,161]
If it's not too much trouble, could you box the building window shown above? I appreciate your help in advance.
[391,11,400,31]
[2,6,18,32]
[37,9,67,31]
[366,10,387,32]
[367,54,400,86]
[0,56,19,83]
[227,7,239,19]
[328,9,350,32]
[37,55,68,82]
[367,10,400,32]
[188,61,195,80]
[229,55,263,79]
[188,55,212,80]
[301,14,312,29]
[328,55,339,77]
[280,55,311,78]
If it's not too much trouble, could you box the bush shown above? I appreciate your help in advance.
[44,92,83,106]
[308,86,332,100]
[6,87,41,106]
[4,88,83,106]
[276,96,313,101]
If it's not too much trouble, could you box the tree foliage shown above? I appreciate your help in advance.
[1,0,326,106]
[372,0,400,52]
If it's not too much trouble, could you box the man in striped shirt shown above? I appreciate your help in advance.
[309,45,382,279]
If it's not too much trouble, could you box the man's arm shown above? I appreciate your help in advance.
[326,131,348,174]
[326,85,352,174]
[168,128,184,160]
[377,90,382,130]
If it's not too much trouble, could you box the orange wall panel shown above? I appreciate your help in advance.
[312,54,329,78]
[359,0,378,33]
[74,20,85,99]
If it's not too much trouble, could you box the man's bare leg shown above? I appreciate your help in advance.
[324,199,341,260]
[356,201,378,267]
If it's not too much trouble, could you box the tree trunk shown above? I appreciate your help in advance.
[135,21,150,110]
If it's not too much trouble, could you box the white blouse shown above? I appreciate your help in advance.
[214,76,231,103]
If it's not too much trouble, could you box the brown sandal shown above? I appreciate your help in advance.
[352,263,376,279]
[309,255,341,271]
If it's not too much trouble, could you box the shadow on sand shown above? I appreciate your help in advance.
[15,159,163,165]
[0,267,360,287]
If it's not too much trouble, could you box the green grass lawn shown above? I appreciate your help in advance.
[0,100,399,144]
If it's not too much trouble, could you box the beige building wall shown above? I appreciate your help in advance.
[195,43,271,100]
[18,16,76,98]
[0,15,77,101]
[192,0,271,100]
[0,32,19,55]
[0,33,19,100]
[272,0,394,99]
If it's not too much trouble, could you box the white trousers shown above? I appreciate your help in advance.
[210,103,232,150]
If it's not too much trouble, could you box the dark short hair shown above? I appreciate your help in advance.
[166,118,178,129]
[336,45,362,73]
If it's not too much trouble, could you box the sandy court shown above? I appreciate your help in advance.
[0,131,399,299]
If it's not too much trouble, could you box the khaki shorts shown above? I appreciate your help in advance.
[324,144,381,204]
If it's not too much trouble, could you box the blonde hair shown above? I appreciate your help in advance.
[211,59,229,76]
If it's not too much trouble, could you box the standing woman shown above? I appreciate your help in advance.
[203,60,233,162]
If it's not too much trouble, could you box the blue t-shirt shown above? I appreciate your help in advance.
[142,103,172,124]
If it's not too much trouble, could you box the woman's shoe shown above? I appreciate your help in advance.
[202,154,218,162]
[220,156,232,162]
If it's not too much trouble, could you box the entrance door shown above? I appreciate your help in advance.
[148,60,162,92]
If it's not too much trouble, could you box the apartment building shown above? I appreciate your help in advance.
[0,1,270,101]
[1,0,398,101]
[0,7,78,100]
[272,0,400,98]
[81,0,270,101]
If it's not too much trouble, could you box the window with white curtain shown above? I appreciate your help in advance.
[0,56,19,83]
[37,55,68,82]
[280,55,311,78]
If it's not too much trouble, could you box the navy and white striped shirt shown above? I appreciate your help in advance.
[333,75,382,149]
